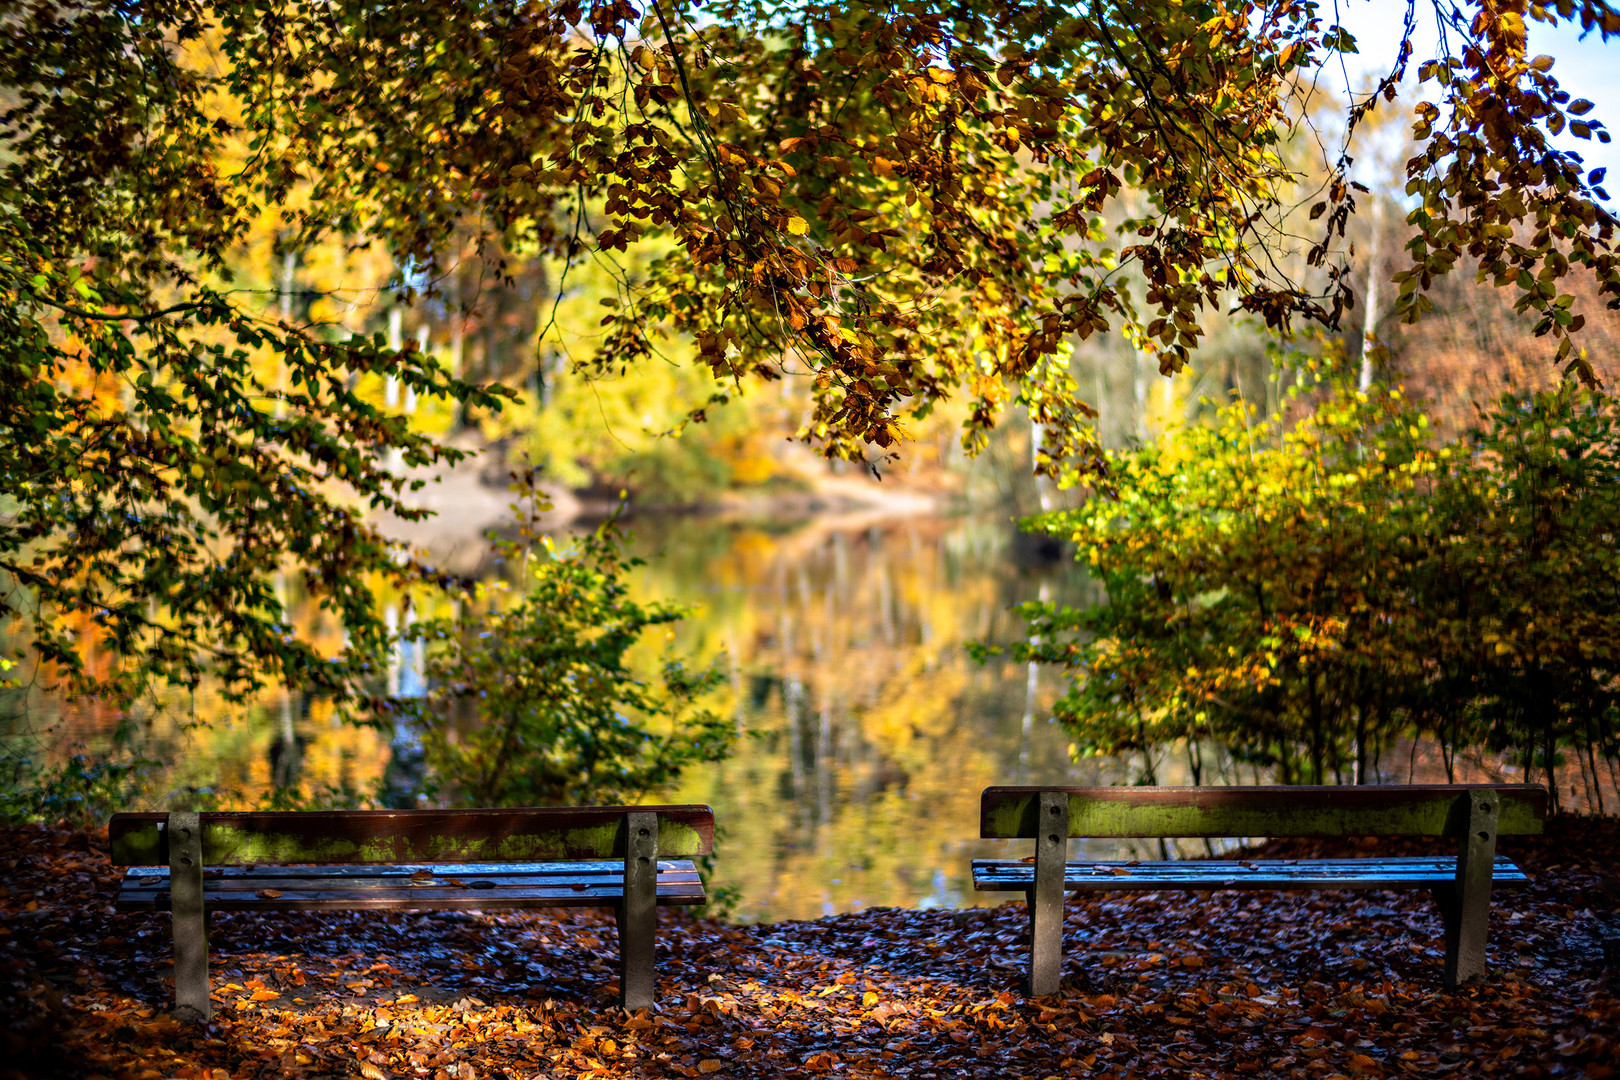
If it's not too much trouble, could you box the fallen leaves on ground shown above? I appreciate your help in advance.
[1,819,1616,1079]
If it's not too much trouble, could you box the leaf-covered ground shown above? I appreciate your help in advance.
[3,819,1616,1080]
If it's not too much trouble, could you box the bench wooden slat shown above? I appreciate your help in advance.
[117,869,704,894]
[980,785,1547,839]
[113,885,708,912]
[971,855,1530,892]
[114,861,707,911]
[120,860,697,883]
[109,805,715,866]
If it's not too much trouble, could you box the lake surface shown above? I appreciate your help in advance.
[625,512,1113,921]
[12,506,1602,922]
[5,508,1140,920]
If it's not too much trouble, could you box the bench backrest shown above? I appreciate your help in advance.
[980,785,1547,839]
[109,805,715,866]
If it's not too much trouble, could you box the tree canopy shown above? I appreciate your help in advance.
[3,0,1617,701]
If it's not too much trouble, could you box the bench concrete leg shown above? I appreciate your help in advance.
[618,811,658,1010]
[168,811,211,1022]
[1438,789,1499,990]
[1028,791,1069,996]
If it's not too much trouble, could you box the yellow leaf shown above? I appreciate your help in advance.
[786,216,809,236]
[249,989,279,1001]
[862,990,880,1007]
[698,1060,724,1074]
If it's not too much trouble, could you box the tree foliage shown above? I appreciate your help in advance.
[1004,375,1620,807]
[4,0,1618,703]
[0,5,511,703]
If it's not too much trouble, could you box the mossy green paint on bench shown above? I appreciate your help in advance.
[109,807,714,866]
[979,785,1547,839]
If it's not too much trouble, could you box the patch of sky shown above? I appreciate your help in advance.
[1323,0,1617,196]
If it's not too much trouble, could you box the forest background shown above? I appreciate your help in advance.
[3,0,1620,888]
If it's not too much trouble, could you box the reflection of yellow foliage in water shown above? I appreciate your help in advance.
[239,698,392,808]
[16,514,1095,915]
[630,516,1091,921]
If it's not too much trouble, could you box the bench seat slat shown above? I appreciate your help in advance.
[118,870,705,894]
[971,856,1530,892]
[115,861,706,911]
[120,860,696,884]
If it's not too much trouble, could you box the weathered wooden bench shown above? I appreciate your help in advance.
[109,804,714,1019]
[972,784,1547,996]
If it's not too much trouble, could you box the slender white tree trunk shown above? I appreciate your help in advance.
[276,249,296,418]
[1359,198,1384,392]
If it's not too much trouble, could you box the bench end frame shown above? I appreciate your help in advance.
[618,811,660,1010]
[1028,791,1069,996]
[168,811,211,1023]
[1439,788,1500,989]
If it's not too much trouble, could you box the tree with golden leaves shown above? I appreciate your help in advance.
[2,0,1615,700]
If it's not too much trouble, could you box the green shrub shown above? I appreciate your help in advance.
[0,750,161,826]
[392,476,733,807]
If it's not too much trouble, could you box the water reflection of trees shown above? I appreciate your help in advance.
[627,515,1114,921]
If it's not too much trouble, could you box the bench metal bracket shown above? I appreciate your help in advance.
[618,811,659,1010]
[167,810,210,1022]
[1028,791,1069,996]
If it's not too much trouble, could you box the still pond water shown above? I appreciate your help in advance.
[23,508,1194,921]
[17,505,1589,921]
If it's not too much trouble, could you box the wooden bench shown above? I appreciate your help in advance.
[972,784,1547,996]
[109,804,714,1019]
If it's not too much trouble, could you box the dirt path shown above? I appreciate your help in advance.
[4,819,1616,1080]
